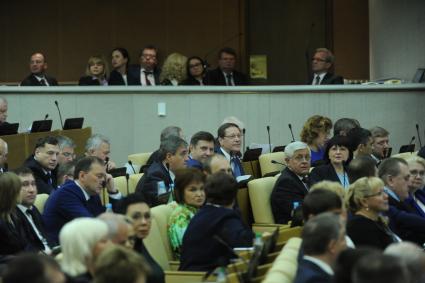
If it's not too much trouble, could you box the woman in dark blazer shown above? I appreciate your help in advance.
[0,173,30,257]
[78,56,109,86]
[346,177,399,249]
[179,172,254,272]
[108,47,130,85]
[310,135,353,189]
[180,56,207,85]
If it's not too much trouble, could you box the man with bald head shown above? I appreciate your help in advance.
[0,138,8,172]
[21,52,58,86]
[0,97,8,125]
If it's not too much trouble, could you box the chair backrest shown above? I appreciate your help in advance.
[114,176,129,196]
[259,152,286,177]
[391,151,418,159]
[262,237,302,283]
[248,177,277,223]
[143,215,171,270]
[150,203,177,261]
[129,173,143,194]
[128,152,153,167]
[34,193,49,213]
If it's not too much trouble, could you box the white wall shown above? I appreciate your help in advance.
[369,0,425,81]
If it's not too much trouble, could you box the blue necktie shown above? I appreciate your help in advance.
[231,156,242,177]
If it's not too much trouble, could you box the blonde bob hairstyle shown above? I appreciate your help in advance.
[345,177,385,214]
[85,56,109,78]
[60,218,109,276]
[159,52,188,84]
[310,180,345,200]
[300,115,333,145]
[0,172,21,221]
[404,155,425,170]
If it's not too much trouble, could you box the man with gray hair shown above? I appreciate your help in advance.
[384,242,425,283]
[85,133,116,170]
[136,135,188,207]
[0,97,8,125]
[379,157,425,245]
[98,212,132,247]
[309,48,343,85]
[57,135,76,165]
[294,212,347,283]
[370,126,390,164]
[145,125,183,169]
[271,141,311,224]
[0,138,8,172]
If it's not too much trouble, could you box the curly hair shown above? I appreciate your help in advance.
[300,115,333,145]
[159,53,188,84]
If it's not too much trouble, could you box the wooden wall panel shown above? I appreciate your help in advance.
[0,0,246,83]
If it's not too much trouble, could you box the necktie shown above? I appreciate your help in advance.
[230,156,242,177]
[26,207,42,230]
[301,176,310,191]
[46,172,52,185]
[40,79,47,86]
[144,71,152,86]
[314,75,321,85]
[226,73,233,86]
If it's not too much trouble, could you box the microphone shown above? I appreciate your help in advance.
[266,126,272,153]
[288,124,295,142]
[44,114,49,120]
[416,124,423,148]
[125,173,130,195]
[242,128,246,154]
[271,160,285,166]
[409,136,416,145]
[54,100,64,130]
[128,160,136,174]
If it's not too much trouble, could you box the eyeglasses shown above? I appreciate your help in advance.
[365,190,386,198]
[142,54,156,59]
[224,134,243,140]
[312,57,327,62]
[410,170,425,177]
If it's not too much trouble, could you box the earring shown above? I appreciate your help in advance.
[365,206,369,211]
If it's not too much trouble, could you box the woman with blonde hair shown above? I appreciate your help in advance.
[404,156,425,217]
[60,217,110,282]
[300,115,332,165]
[345,177,399,249]
[159,53,188,85]
[0,172,29,256]
[79,56,109,86]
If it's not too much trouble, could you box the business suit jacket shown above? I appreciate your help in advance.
[309,72,344,85]
[179,205,254,272]
[270,167,309,224]
[309,163,348,186]
[127,65,161,85]
[78,76,101,86]
[293,258,332,283]
[180,76,206,85]
[135,161,173,207]
[205,67,249,86]
[215,148,245,178]
[23,156,57,195]
[15,206,53,252]
[385,193,425,245]
[20,74,58,86]
[43,180,110,244]
[0,213,33,256]
[405,190,425,218]
[108,70,127,85]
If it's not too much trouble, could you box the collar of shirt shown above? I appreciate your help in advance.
[384,186,400,202]
[222,71,233,77]
[220,147,231,161]
[75,180,90,201]
[370,154,380,163]
[17,204,32,214]
[313,72,327,83]
[303,255,334,275]
[34,74,46,81]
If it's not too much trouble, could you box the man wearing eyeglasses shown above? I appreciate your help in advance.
[379,157,425,245]
[271,141,311,224]
[309,48,343,85]
[128,45,161,86]
[57,135,76,166]
[370,126,390,165]
[216,123,245,178]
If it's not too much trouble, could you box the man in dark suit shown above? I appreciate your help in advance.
[186,131,215,170]
[136,135,188,207]
[271,141,311,224]
[0,97,8,126]
[43,156,121,244]
[23,136,60,195]
[216,123,245,178]
[205,47,249,86]
[20,53,58,86]
[128,45,161,86]
[370,126,390,165]
[0,138,8,172]
[14,167,53,253]
[309,48,343,85]
[379,157,425,245]
[294,213,346,283]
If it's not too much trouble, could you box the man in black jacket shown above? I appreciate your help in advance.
[23,136,59,194]
[309,48,343,85]
[271,141,311,224]
[20,53,58,86]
